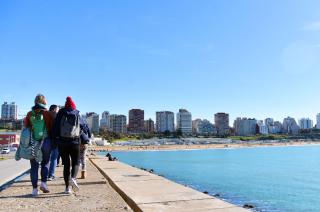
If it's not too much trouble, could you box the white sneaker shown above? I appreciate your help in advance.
[70,178,79,192]
[32,188,39,196]
[40,182,50,193]
[64,186,72,194]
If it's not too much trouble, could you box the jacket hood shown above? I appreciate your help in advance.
[32,104,47,111]
[62,107,79,116]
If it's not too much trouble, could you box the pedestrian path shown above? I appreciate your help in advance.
[0,160,131,212]
[0,159,29,188]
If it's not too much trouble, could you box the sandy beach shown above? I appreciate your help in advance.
[89,140,320,152]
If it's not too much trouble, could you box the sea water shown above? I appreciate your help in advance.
[105,145,320,212]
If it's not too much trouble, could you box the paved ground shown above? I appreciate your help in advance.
[0,158,29,187]
[91,157,249,212]
[0,160,132,212]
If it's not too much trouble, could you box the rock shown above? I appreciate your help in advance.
[243,204,255,209]
[203,191,209,194]
[149,169,154,173]
[214,193,220,197]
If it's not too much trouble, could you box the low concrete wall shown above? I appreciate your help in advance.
[90,156,249,212]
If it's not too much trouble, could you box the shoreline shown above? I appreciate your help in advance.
[88,140,320,152]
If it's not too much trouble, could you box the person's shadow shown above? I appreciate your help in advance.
[0,192,71,199]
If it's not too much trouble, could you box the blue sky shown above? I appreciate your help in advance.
[1,0,320,123]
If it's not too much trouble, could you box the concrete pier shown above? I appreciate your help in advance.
[91,157,249,212]
[0,160,131,211]
[0,159,29,188]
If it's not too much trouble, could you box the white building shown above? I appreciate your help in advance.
[234,118,257,136]
[100,111,110,129]
[109,114,127,134]
[1,102,17,120]
[156,111,175,133]
[282,117,299,134]
[193,119,216,135]
[270,121,283,134]
[257,120,268,135]
[265,118,274,127]
[299,118,313,130]
[86,112,100,135]
[176,109,192,134]
[317,113,320,129]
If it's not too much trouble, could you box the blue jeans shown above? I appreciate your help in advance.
[30,138,51,188]
[48,147,59,178]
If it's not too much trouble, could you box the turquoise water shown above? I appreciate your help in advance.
[106,145,320,212]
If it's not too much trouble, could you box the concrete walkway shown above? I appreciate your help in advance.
[0,160,132,212]
[91,157,249,212]
[0,159,30,188]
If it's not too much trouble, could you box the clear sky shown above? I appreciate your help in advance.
[1,0,320,124]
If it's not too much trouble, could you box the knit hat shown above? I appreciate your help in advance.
[65,96,76,109]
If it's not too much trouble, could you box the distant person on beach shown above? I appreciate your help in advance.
[106,152,117,161]
[24,94,54,196]
[53,96,86,194]
[47,105,59,181]
[79,118,91,179]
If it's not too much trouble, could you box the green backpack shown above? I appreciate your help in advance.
[30,110,48,141]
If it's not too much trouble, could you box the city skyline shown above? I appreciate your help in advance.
[1,1,320,123]
[1,100,320,128]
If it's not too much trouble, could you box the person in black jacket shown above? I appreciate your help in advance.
[53,96,86,194]
[79,118,91,179]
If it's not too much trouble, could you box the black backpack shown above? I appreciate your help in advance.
[60,111,80,139]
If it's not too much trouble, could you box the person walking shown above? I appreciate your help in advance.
[48,105,59,181]
[79,119,91,179]
[24,94,54,196]
[54,96,84,194]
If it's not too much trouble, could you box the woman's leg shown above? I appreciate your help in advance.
[82,144,88,171]
[40,138,51,183]
[70,144,80,179]
[79,144,87,179]
[79,144,84,170]
[30,159,39,188]
[59,145,71,188]
[48,147,59,178]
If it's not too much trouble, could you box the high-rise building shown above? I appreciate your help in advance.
[192,119,202,134]
[100,111,110,129]
[233,118,257,136]
[86,112,100,134]
[176,109,192,134]
[144,119,155,133]
[265,118,274,134]
[156,111,175,133]
[316,113,320,129]
[299,118,313,129]
[128,109,144,134]
[193,119,216,135]
[214,113,230,136]
[257,120,268,135]
[265,118,274,127]
[109,114,127,134]
[268,121,283,134]
[282,117,300,134]
[1,102,18,120]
